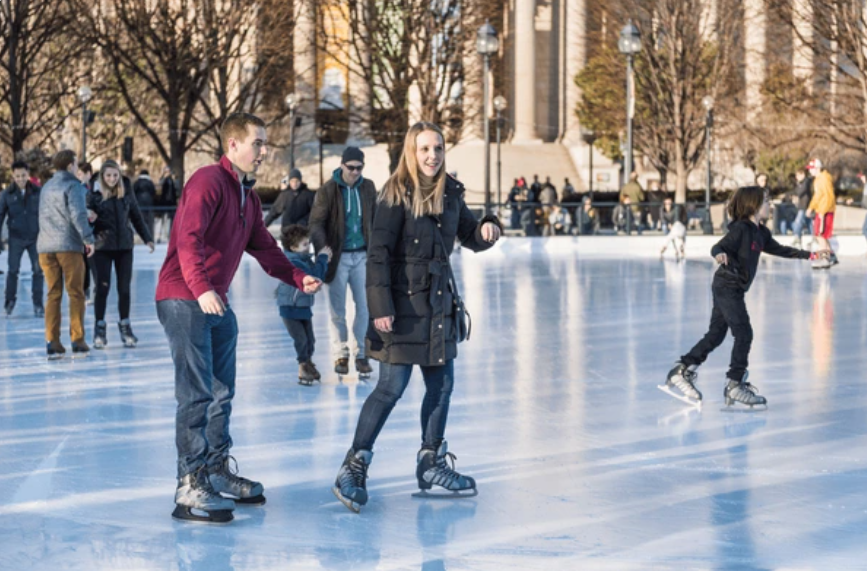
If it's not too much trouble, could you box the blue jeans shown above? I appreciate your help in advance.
[157,299,238,477]
[352,360,454,451]
[327,250,369,359]
[792,210,809,238]
[5,239,43,305]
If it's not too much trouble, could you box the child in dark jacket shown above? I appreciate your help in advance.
[277,225,331,385]
[660,186,830,410]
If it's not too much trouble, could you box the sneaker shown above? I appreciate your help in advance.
[355,358,373,376]
[33,305,44,318]
[93,320,107,349]
[4,299,14,317]
[334,357,349,375]
[71,341,90,358]
[46,341,66,360]
[208,456,265,505]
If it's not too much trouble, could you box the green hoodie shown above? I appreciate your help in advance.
[333,168,365,251]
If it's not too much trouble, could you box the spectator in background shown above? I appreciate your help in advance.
[158,166,179,243]
[0,160,43,317]
[528,174,542,205]
[859,173,867,248]
[756,173,769,190]
[576,196,600,235]
[37,150,95,360]
[539,177,558,237]
[561,179,580,230]
[76,162,96,302]
[648,180,666,231]
[619,171,645,234]
[264,168,315,230]
[507,177,525,231]
[133,169,157,239]
[612,197,630,234]
[773,193,797,236]
[792,168,813,247]
[806,158,838,268]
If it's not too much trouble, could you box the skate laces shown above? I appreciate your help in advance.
[343,455,369,487]
[683,369,698,383]
[432,451,462,485]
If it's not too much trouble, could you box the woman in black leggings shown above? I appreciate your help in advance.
[87,160,154,348]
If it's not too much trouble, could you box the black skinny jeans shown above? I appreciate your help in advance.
[92,249,134,322]
[682,283,753,381]
[352,360,454,452]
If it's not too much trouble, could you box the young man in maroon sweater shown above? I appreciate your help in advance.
[156,113,322,524]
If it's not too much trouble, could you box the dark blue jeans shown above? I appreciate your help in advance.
[157,299,238,477]
[6,239,43,305]
[352,360,454,452]
[282,317,314,362]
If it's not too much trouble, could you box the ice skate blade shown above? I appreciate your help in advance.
[171,505,234,524]
[720,403,768,413]
[223,494,266,506]
[331,486,362,513]
[298,378,319,386]
[412,488,478,499]
[657,385,702,409]
[47,354,65,361]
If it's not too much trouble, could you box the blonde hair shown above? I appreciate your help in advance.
[380,122,446,218]
[99,160,125,199]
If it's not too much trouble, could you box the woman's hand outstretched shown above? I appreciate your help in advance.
[481,222,501,243]
[374,316,394,333]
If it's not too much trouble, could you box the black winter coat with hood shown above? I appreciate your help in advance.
[87,182,153,251]
[0,181,40,243]
[366,175,502,366]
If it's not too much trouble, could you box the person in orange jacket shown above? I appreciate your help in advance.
[806,158,838,269]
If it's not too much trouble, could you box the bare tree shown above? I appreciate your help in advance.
[0,0,86,155]
[579,0,741,202]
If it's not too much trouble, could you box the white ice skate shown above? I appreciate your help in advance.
[657,361,702,409]
[720,372,767,413]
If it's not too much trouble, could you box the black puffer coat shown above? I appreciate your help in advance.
[87,185,153,251]
[0,182,40,242]
[366,175,502,366]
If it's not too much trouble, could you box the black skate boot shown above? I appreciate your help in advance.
[334,357,349,376]
[173,465,235,524]
[298,361,318,386]
[4,299,14,317]
[355,357,373,379]
[208,455,266,505]
[332,448,372,513]
[71,340,90,358]
[34,305,44,318]
[46,341,66,361]
[413,441,478,499]
[93,320,107,349]
[658,361,702,408]
[722,372,767,412]
[118,319,138,348]
[309,361,322,381]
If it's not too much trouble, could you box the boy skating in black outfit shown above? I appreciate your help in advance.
[660,186,830,410]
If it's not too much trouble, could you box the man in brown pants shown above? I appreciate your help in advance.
[37,150,95,360]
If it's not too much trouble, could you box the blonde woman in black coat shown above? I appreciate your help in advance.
[332,121,502,513]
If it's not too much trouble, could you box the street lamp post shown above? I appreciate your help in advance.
[618,21,641,188]
[78,86,93,163]
[702,95,715,235]
[493,95,507,212]
[581,128,597,197]
[316,125,326,187]
[285,93,298,171]
[477,21,499,216]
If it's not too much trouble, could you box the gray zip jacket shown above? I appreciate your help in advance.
[37,170,94,254]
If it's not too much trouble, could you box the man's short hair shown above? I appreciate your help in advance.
[52,149,77,172]
[139,169,149,176]
[220,113,266,153]
[280,224,310,251]
[11,160,28,172]
[79,161,93,175]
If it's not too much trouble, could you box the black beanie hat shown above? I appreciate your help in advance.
[288,168,302,181]
[341,146,365,164]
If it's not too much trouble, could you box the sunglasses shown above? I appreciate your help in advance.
[344,164,364,172]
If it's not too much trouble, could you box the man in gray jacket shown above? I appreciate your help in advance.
[0,160,43,316]
[37,149,95,360]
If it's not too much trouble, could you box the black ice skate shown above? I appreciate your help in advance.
[355,357,373,380]
[309,361,322,381]
[118,319,138,348]
[298,361,318,386]
[332,448,372,513]
[33,305,44,318]
[71,341,90,358]
[46,341,66,361]
[93,320,107,349]
[413,441,478,499]
[657,361,702,409]
[334,357,349,376]
[209,455,266,505]
[172,466,235,524]
[4,299,14,317]
[721,372,767,412]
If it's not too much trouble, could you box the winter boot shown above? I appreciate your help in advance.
[172,466,235,523]
[208,455,266,505]
[46,341,66,361]
[93,320,107,349]
[118,319,138,348]
[414,441,477,498]
[723,372,767,411]
[332,448,373,513]
[658,361,702,407]
[334,357,349,376]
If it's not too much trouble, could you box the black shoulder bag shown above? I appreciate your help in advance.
[432,218,472,343]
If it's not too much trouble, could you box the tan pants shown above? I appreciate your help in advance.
[39,252,86,344]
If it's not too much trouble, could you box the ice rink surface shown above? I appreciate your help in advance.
[2,242,867,570]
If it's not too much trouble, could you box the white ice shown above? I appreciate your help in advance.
[1,242,866,570]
